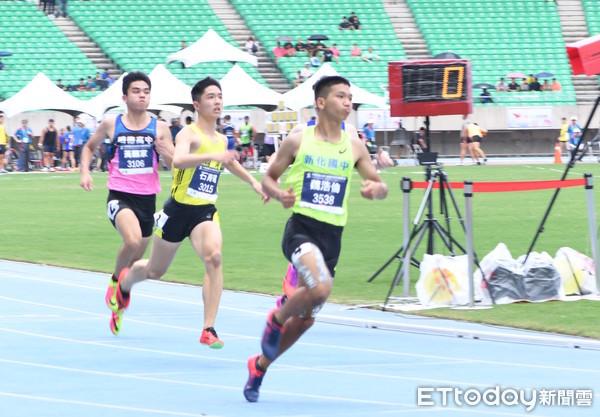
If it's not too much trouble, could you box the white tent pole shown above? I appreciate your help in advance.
[464,180,475,307]
[583,173,600,295]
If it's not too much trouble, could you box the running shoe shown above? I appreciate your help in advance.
[243,354,265,402]
[200,327,224,349]
[109,268,131,335]
[261,309,283,360]
[110,309,123,335]
[105,278,118,311]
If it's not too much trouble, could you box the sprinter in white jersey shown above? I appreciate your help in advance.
[80,71,174,333]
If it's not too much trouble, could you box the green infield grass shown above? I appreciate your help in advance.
[1,162,599,338]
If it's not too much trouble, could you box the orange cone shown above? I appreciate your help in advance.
[554,143,562,164]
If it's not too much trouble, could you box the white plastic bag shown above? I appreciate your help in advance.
[554,247,597,295]
[416,254,470,306]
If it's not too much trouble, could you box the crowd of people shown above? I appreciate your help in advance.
[56,69,115,92]
[478,75,563,103]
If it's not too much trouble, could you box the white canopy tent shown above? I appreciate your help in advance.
[282,63,387,111]
[0,72,90,117]
[148,64,193,111]
[219,64,283,112]
[166,28,258,68]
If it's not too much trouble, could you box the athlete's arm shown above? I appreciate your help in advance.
[38,128,47,148]
[262,130,301,208]
[352,137,388,200]
[154,119,175,169]
[172,127,236,169]
[80,117,113,191]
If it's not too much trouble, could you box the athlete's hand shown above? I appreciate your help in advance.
[279,186,296,208]
[218,150,238,164]
[253,181,270,204]
[80,172,93,191]
[360,180,385,200]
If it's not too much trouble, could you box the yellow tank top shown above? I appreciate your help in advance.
[170,125,225,205]
[285,125,354,226]
[0,124,7,146]
[467,123,482,138]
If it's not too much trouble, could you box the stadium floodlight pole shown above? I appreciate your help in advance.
[524,95,600,263]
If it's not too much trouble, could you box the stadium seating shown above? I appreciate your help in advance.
[405,0,575,106]
[0,2,99,99]
[67,0,267,89]
[583,0,600,35]
[230,0,407,94]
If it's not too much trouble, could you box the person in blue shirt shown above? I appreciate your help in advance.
[221,115,237,150]
[12,119,34,172]
[362,120,375,143]
[566,116,582,154]
[75,118,91,169]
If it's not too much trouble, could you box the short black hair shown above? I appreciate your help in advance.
[313,75,351,101]
[122,71,151,95]
[191,77,221,103]
[224,115,231,121]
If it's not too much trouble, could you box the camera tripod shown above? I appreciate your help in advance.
[368,164,470,307]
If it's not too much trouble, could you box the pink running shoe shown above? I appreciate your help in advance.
[282,263,298,298]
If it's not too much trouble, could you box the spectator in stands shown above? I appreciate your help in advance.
[57,0,68,18]
[350,43,362,58]
[528,77,541,91]
[57,79,67,91]
[479,88,493,104]
[306,40,318,58]
[300,62,315,83]
[246,36,259,55]
[102,68,115,86]
[339,16,351,30]
[95,71,108,90]
[330,43,340,58]
[295,38,307,53]
[541,79,551,91]
[361,47,380,62]
[284,40,296,57]
[551,78,562,91]
[321,45,339,64]
[496,77,508,92]
[315,40,326,55]
[526,74,535,84]
[508,78,519,91]
[349,12,361,30]
[76,78,87,92]
[180,40,187,50]
[0,61,4,71]
[273,41,287,64]
[520,80,529,91]
[85,76,98,91]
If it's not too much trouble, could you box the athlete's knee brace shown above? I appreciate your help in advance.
[291,243,330,313]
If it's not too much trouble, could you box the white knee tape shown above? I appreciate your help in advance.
[291,243,329,289]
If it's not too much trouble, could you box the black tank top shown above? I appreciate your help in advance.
[43,129,58,146]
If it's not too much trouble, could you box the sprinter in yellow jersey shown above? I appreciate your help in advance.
[112,77,268,348]
[244,75,389,402]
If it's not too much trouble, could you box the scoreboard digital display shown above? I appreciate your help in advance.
[388,60,472,117]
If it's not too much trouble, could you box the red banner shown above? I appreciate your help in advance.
[411,179,587,192]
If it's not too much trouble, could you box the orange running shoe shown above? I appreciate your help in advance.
[200,327,224,349]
